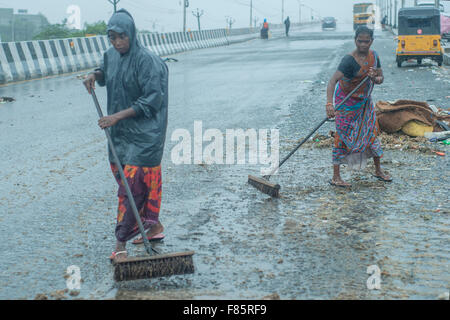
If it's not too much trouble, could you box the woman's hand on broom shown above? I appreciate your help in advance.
[368,67,383,84]
[98,108,137,129]
[368,67,384,85]
[98,115,120,129]
[326,102,335,119]
[83,72,97,94]
[368,67,377,80]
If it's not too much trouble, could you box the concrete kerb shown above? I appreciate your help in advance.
[206,30,214,47]
[196,30,206,49]
[211,30,219,47]
[190,31,201,50]
[176,32,187,52]
[205,30,213,47]
[171,33,182,53]
[160,34,170,56]
[152,33,163,56]
[0,37,105,83]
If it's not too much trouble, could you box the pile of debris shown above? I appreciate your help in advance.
[304,100,449,155]
[303,132,334,149]
[376,100,449,137]
[304,131,440,154]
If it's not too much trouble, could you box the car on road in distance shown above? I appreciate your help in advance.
[322,17,337,30]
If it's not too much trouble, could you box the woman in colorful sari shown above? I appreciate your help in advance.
[326,26,392,187]
[83,9,168,261]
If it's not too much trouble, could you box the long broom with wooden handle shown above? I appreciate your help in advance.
[248,76,370,198]
[90,89,194,281]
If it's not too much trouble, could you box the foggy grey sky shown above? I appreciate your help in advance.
[1,0,446,32]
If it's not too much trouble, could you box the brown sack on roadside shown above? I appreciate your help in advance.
[375,100,450,133]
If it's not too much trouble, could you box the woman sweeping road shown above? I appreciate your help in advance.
[326,26,392,188]
[83,9,169,261]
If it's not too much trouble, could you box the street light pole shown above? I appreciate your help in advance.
[250,0,253,28]
[394,0,397,28]
[253,17,259,28]
[107,0,120,13]
[282,0,285,24]
[298,1,302,24]
[226,17,235,29]
[183,0,189,32]
[388,0,392,27]
[192,8,203,32]
[385,0,388,25]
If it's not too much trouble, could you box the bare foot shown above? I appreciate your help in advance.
[374,170,392,182]
[147,222,164,238]
[133,222,164,244]
[112,241,127,262]
[329,177,351,188]
[114,251,128,262]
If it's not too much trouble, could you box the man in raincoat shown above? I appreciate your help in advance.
[83,9,169,261]
[284,16,291,37]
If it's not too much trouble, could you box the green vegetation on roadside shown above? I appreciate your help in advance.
[33,20,107,40]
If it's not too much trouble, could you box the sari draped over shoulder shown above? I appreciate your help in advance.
[332,50,383,169]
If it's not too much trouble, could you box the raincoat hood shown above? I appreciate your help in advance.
[107,9,140,54]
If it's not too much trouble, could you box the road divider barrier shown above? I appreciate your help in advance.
[0,23,315,84]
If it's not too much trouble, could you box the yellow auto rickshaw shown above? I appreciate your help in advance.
[396,7,444,67]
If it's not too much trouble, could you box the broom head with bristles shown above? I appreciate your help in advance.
[248,175,280,198]
[113,251,195,281]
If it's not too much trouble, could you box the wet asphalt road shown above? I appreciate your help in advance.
[0,24,448,300]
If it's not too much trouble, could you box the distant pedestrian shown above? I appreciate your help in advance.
[83,9,168,262]
[325,26,391,187]
[381,15,387,30]
[261,18,269,39]
[284,16,291,37]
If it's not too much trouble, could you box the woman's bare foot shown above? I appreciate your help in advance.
[330,176,352,188]
[113,241,127,262]
[147,222,164,238]
[331,165,351,187]
[133,222,164,244]
[373,169,392,182]
[373,157,392,182]
[114,251,127,262]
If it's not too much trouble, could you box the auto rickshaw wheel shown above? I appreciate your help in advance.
[417,58,422,65]
[397,59,402,68]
